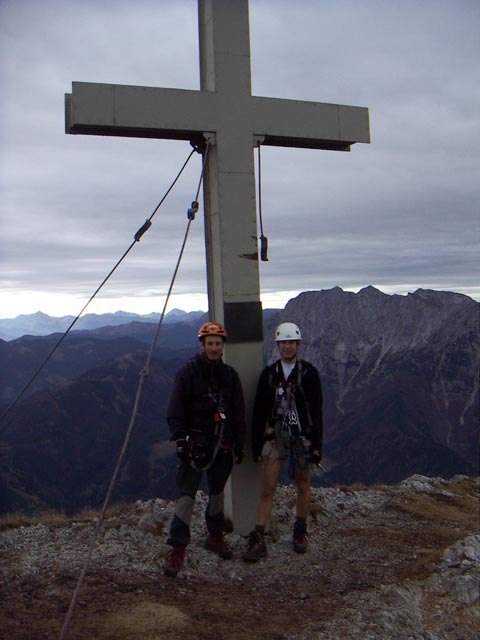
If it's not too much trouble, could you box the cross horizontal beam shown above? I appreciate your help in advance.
[66,82,370,151]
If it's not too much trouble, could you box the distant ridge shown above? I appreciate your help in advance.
[2,286,476,341]
[0,286,477,515]
[0,308,206,341]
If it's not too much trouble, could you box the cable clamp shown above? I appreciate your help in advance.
[188,201,199,220]
[203,132,216,146]
[134,219,152,242]
[260,235,269,261]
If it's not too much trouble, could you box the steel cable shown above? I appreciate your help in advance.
[0,146,197,434]
[58,140,210,640]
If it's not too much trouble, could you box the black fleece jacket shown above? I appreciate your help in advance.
[251,358,323,460]
[167,353,246,451]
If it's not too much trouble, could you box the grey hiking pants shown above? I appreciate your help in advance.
[167,448,233,546]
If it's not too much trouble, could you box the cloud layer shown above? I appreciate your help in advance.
[1,0,479,317]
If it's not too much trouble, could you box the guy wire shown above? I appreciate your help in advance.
[0,147,197,434]
[58,140,210,640]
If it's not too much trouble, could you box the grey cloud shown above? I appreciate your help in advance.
[1,0,479,316]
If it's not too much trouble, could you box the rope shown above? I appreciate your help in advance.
[58,140,210,640]
[257,143,265,238]
[257,144,268,261]
[0,147,197,435]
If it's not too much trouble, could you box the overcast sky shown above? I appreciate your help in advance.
[1,0,479,319]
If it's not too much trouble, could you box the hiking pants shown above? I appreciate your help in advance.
[167,448,233,546]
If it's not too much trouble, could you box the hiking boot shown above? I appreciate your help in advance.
[293,523,308,554]
[163,545,186,577]
[205,532,233,559]
[242,530,267,562]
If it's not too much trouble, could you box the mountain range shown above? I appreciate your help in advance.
[0,286,478,515]
[0,308,206,341]
[265,287,479,485]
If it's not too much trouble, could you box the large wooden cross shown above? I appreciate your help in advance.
[65,0,369,533]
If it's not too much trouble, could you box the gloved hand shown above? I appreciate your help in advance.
[310,449,322,466]
[234,444,244,465]
[176,438,188,461]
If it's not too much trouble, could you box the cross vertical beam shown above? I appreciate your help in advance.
[65,0,370,534]
[198,0,265,531]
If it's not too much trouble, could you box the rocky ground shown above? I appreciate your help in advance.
[1,474,479,640]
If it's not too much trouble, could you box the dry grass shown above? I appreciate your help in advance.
[0,502,133,532]
[396,486,479,531]
[339,482,367,492]
[0,510,68,531]
[93,602,190,639]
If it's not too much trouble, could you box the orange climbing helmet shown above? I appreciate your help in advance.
[197,321,227,341]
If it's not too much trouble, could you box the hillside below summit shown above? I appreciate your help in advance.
[1,287,478,516]
[1,475,478,640]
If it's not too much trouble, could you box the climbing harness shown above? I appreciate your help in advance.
[270,360,312,477]
[184,359,231,471]
[188,404,227,471]
[58,140,211,640]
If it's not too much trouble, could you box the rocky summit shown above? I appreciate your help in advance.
[1,475,478,640]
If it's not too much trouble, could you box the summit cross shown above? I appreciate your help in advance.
[65,0,370,533]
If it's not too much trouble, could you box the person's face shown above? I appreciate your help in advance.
[201,335,225,362]
[277,340,300,363]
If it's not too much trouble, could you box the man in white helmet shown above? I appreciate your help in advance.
[243,322,323,561]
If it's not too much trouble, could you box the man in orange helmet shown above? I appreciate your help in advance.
[163,321,246,577]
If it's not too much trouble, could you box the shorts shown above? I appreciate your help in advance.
[261,440,288,462]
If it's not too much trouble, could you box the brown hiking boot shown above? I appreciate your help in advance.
[205,532,234,559]
[242,530,267,562]
[163,545,186,577]
[293,523,308,554]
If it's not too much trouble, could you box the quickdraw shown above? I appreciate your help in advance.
[188,394,228,471]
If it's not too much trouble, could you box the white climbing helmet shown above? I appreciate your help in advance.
[275,322,302,342]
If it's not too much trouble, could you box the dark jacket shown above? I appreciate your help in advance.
[167,353,246,451]
[251,358,323,460]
